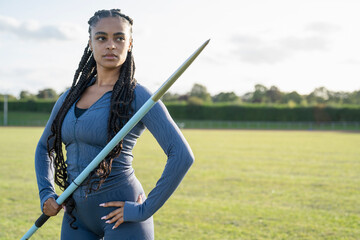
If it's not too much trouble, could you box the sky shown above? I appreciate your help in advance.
[0,0,360,97]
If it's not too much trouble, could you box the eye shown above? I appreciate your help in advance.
[96,36,106,41]
[116,36,125,41]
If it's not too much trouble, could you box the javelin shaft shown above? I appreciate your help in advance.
[20,39,209,240]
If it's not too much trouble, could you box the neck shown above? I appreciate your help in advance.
[95,65,121,86]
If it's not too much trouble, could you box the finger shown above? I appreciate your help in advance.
[44,198,60,216]
[47,198,60,210]
[101,208,123,220]
[106,212,123,224]
[51,200,61,210]
[44,206,57,216]
[99,201,125,208]
[112,217,124,229]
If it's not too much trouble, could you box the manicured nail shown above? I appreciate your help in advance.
[101,216,106,220]
[112,226,116,230]
[105,220,110,224]
[99,203,105,207]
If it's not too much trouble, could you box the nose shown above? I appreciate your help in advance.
[106,40,116,50]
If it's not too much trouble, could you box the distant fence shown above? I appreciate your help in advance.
[1,118,360,130]
[0,119,48,126]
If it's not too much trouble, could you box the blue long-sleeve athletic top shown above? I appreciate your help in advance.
[35,83,194,222]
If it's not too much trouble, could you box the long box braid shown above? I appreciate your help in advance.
[46,9,136,228]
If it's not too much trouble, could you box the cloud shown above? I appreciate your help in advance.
[231,29,330,64]
[0,66,72,96]
[231,35,262,46]
[235,44,290,64]
[305,22,341,34]
[280,36,328,51]
[341,58,360,65]
[0,15,82,41]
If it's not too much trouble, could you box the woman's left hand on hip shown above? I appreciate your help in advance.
[99,194,144,229]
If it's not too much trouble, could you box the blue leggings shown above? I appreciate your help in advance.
[61,176,154,240]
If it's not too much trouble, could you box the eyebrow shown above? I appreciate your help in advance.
[94,31,126,36]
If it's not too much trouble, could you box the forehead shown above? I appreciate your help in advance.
[90,17,131,35]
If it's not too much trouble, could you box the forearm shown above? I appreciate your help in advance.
[124,147,194,221]
[35,141,58,211]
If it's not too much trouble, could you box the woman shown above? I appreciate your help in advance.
[35,9,194,239]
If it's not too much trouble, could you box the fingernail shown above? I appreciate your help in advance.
[112,226,116,230]
[101,216,106,220]
[105,220,110,224]
[99,203,105,207]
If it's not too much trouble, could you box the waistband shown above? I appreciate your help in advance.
[71,169,135,198]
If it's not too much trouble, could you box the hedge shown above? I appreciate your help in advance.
[0,100,55,112]
[1,101,360,122]
[165,105,360,122]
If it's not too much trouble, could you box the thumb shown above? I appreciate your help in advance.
[136,194,143,204]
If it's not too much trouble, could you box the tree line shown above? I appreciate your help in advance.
[1,89,59,101]
[163,84,360,106]
[2,84,360,106]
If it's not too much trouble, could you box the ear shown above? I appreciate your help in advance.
[128,38,133,52]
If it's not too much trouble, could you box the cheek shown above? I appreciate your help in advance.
[119,51,129,64]
[119,44,130,58]
[92,50,102,62]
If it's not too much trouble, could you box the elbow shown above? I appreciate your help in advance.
[141,208,153,222]
[180,143,194,169]
[189,152,195,166]
[185,150,195,169]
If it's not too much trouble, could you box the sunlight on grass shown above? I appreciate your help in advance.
[0,128,359,239]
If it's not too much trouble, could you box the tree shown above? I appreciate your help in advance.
[241,92,253,103]
[282,91,303,104]
[346,90,360,104]
[307,87,329,104]
[212,92,239,103]
[252,84,267,103]
[187,96,204,105]
[189,83,211,102]
[20,90,36,100]
[266,86,283,103]
[0,94,17,101]
[161,92,180,102]
[37,88,58,99]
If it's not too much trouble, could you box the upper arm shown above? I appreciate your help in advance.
[135,84,194,161]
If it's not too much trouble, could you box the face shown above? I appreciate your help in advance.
[89,17,132,70]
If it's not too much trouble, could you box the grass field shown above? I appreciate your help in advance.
[0,128,359,239]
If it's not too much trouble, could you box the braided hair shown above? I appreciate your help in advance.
[47,9,136,228]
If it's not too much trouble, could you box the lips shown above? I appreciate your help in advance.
[103,53,118,59]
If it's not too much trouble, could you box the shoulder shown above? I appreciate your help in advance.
[134,83,152,105]
[49,89,71,115]
[54,89,70,107]
[58,89,70,101]
[134,83,152,97]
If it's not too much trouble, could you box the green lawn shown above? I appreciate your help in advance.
[0,128,359,239]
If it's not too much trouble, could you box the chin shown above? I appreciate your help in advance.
[101,63,122,70]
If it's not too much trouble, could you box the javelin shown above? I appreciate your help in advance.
[20,39,210,240]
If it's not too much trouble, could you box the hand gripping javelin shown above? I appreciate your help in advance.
[20,39,210,240]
